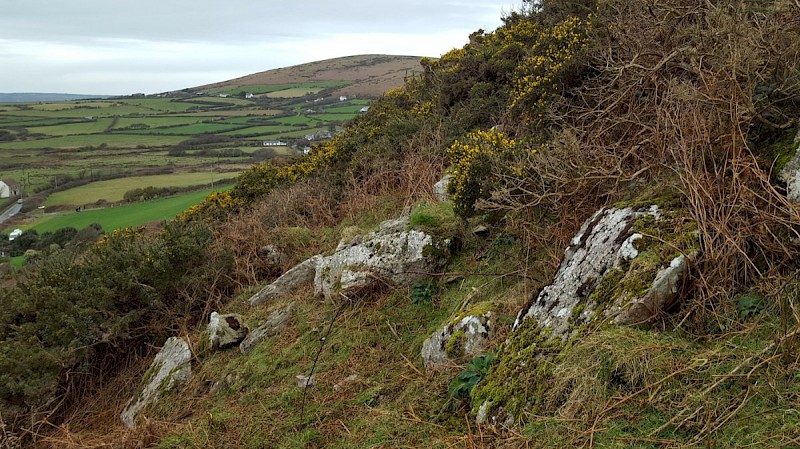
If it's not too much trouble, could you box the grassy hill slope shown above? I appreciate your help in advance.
[197,54,424,98]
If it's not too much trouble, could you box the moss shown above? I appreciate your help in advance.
[470,319,562,420]
[422,241,448,260]
[450,301,495,327]
[141,360,161,387]
[445,330,467,358]
[768,126,799,172]
[409,202,463,240]
[614,184,683,210]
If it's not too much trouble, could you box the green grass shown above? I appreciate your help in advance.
[24,118,116,136]
[221,124,302,136]
[0,133,186,149]
[111,116,205,130]
[264,87,326,98]
[129,123,246,135]
[25,187,229,234]
[44,171,240,206]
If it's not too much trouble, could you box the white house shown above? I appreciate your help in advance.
[359,106,370,113]
[8,229,22,241]
[339,96,348,102]
[245,93,254,99]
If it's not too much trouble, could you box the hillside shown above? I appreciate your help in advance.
[2,1,800,448]
[196,54,424,98]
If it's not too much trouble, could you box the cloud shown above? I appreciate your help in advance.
[0,1,512,93]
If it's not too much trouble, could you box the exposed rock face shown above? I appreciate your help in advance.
[434,174,452,202]
[239,302,296,354]
[778,129,800,203]
[422,310,494,368]
[513,205,695,335]
[208,312,248,350]
[514,207,648,336]
[314,217,451,299]
[474,205,699,424]
[121,337,192,428]
[249,255,321,306]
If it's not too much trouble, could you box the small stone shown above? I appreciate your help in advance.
[333,374,361,391]
[295,375,315,388]
[208,312,248,350]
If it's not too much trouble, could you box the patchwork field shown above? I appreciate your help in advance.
[0,54,417,241]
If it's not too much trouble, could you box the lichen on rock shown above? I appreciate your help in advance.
[314,216,451,299]
[121,337,192,428]
[473,205,700,423]
[422,304,494,369]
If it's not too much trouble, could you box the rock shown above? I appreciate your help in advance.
[471,224,490,237]
[434,174,453,202]
[778,129,800,203]
[422,310,494,369]
[333,374,361,391]
[249,255,321,306]
[208,312,248,350]
[314,216,451,299]
[295,375,315,388]
[513,205,697,335]
[473,205,700,424]
[513,207,649,337]
[121,337,192,428]
[260,244,289,268]
[239,302,296,354]
[612,254,689,325]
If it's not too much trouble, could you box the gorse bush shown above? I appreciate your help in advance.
[446,129,522,217]
[0,221,235,422]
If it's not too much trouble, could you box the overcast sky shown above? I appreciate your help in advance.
[0,1,514,95]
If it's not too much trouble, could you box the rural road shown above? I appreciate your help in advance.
[0,202,22,226]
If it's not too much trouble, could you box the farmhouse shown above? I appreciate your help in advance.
[262,140,287,147]
[359,106,370,113]
[339,96,348,101]
[8,229,22,241]
[245,93,254,99]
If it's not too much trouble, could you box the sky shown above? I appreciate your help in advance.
[0,1,514,95]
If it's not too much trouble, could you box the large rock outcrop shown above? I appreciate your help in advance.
[314,217,451,299]
[247,217,451,303]
[121,337,192,428]
[474,205,699,424]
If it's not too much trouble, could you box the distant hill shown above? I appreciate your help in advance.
[0,93,111,103]
[197,54,424,98]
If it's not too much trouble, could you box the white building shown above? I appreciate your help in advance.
[263,140,287,146]
[0,180,19,198]
[9,229,22,241]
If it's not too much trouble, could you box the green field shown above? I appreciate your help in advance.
[264,87,325,98]
[129,122,246,135]
[0,80,376,215]
[24,188,228,234]
[44,171,240,206]
[0,133,186,149]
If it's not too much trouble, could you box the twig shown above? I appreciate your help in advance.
[298,295,351,427]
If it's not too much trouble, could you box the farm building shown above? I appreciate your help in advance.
[8,229,22,241]
[359,106,370,113]
[262,140,287,146]
[0,180,20,198]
